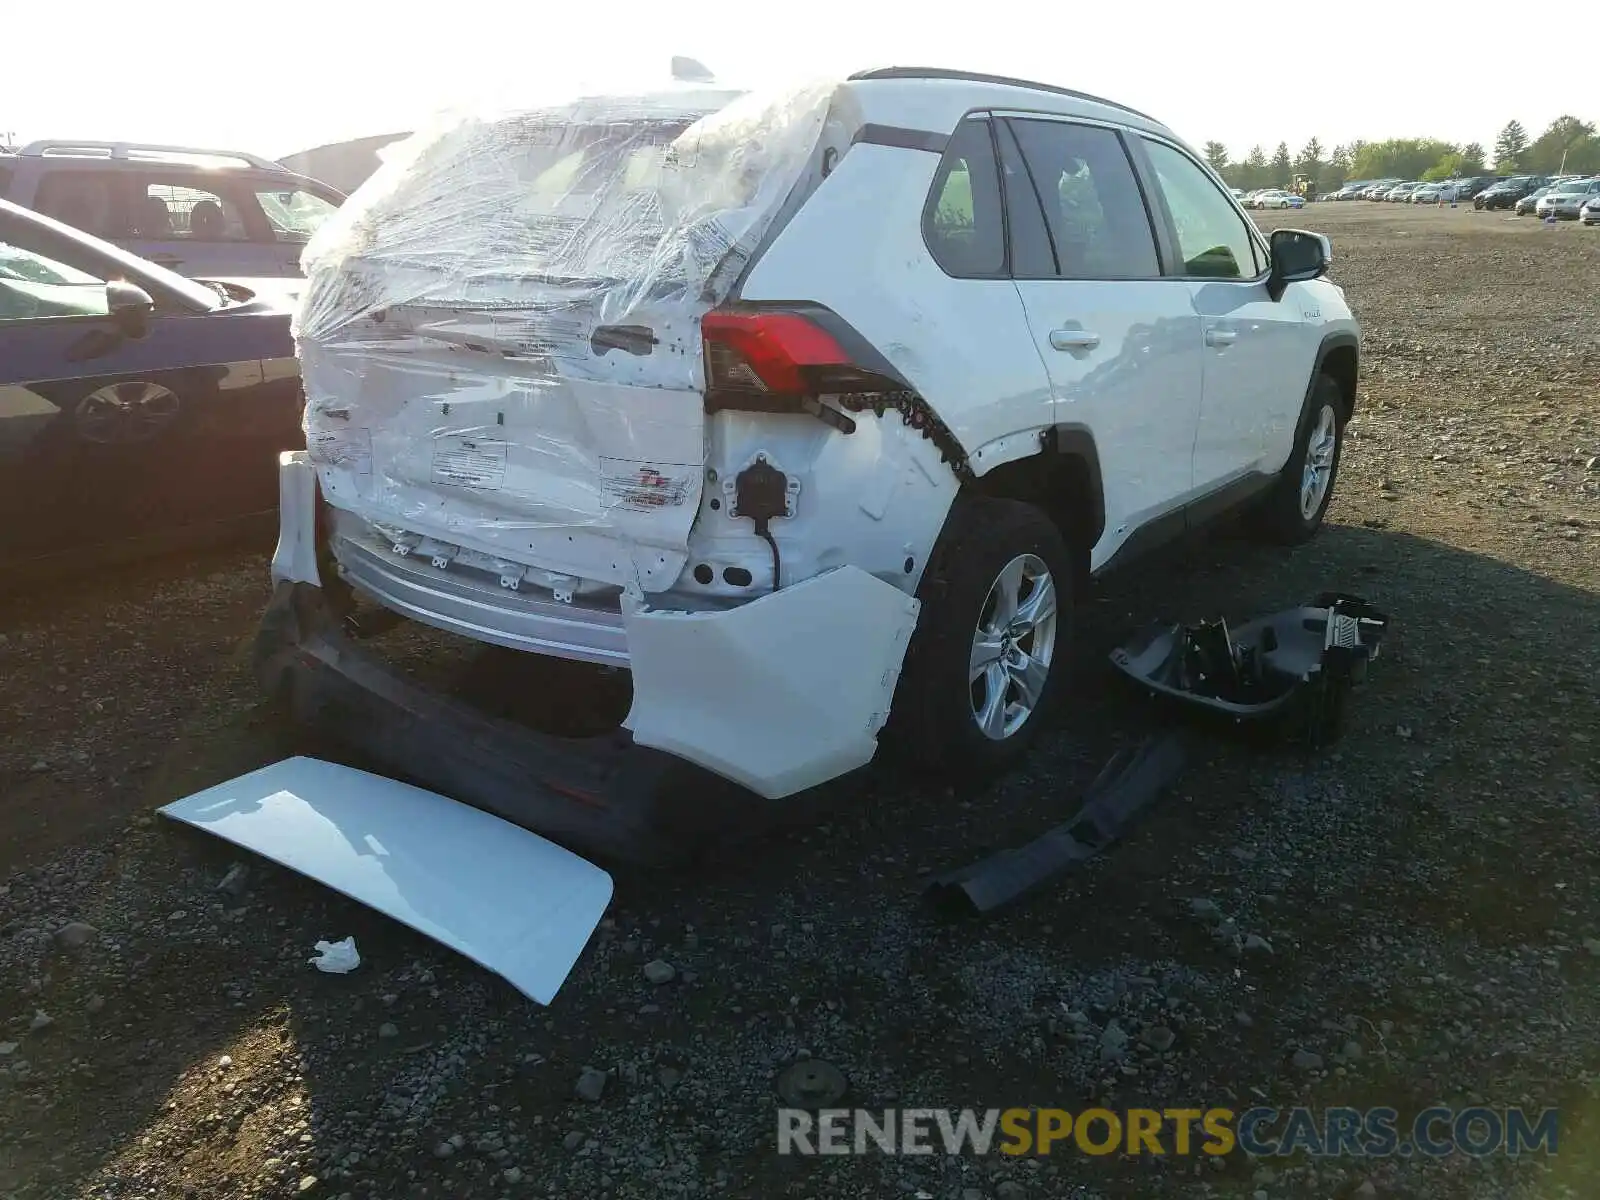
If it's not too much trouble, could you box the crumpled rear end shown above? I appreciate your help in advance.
[293,81,837,596]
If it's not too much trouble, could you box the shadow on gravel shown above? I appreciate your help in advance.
[4,519,1598,1198]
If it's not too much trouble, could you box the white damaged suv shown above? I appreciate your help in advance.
[262,67,1358,860]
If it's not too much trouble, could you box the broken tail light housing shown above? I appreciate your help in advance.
[701,306,973,478]
[701,309,901,406]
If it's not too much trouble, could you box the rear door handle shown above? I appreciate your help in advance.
[1048,328,1101,351]
[151,254,183,268]
[1205,328,1237,348]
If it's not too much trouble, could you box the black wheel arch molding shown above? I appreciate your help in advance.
[1042,423,1106,550]
[1311,330,1360,418]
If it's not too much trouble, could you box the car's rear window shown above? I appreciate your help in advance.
[295,82,836,347]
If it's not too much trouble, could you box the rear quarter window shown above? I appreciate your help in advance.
[924,117,1005,277]
[32,170,126,239]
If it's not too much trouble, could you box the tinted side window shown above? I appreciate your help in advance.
[132,178,251,241]
[994,122,1058,279]
[1005,119,1160,279]
[924,118,1005,277]
[33,171,125,239]
[1142,140,1263,280]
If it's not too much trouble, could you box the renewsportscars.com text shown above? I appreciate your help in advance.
[777,1106,1558,1158]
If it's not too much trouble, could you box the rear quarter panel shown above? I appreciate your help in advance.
[738,141,1052,463]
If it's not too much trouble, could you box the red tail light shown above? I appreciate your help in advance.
[701,311,851,396]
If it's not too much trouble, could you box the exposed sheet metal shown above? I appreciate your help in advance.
[159,756,613,1004]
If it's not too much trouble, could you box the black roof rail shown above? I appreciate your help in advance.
[846,67,1156,123]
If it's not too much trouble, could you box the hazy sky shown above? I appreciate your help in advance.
[5,2,1592,161]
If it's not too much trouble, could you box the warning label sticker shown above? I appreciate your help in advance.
[307,426,372,476]
[431,437,509,491]
[600,458,694,511]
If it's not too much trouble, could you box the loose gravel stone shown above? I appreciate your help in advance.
[574,1067,608,1103]
[1140,1025,1177,1052]
[53,921,98,950]
[1291,1049,1324,1072]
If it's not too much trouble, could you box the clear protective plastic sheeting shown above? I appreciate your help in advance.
[294,78,839,594]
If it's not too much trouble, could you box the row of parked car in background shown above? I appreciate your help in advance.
[0,140,338,577]
[0,140,345,281]
[1324,173,1600,221]
[1232,187,1306,210]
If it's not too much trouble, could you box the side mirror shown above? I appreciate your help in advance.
[1266,229,1331,301]
[106,280,155,338]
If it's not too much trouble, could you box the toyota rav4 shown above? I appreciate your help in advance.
[258,66,1359,862]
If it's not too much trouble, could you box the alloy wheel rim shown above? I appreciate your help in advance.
[1300,403,1339,520]
[74,381,180,444]
[969,553,1058,741]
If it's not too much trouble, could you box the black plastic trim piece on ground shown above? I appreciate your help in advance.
[925,732,1188,917]
[1108,593,1391,748]
[253,582,758,867]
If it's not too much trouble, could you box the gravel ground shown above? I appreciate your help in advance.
[2,203,1598,1200]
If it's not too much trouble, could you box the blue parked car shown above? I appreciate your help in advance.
[0,197,303,577]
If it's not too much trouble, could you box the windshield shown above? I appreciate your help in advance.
[0,240,111,319]
[0,243,102,287]
[255,186,341,243]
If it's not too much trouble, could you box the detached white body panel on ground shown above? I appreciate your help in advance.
[159,756,612,1004]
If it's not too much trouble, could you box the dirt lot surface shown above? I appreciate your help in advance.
[3,204,1599,1200]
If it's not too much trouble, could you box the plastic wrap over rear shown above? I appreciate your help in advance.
[294,80,838,581]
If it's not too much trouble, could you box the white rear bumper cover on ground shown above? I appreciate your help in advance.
[160,757,614,1004]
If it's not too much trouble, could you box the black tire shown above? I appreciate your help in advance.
[887,496,1074,784]
[1247,372,1346,545]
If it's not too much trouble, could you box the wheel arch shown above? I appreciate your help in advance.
[962,425,1103,592]
[1312,332,1359,421]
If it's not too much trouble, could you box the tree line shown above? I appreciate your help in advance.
[1203,116,1600,192]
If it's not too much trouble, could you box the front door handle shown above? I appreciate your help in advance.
[1205,328,1237,348]
[1049,328,1101,352]
[151,254,183,268]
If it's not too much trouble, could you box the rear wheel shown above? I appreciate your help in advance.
[1246,373,1345,545]
[889,497,1074,783]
